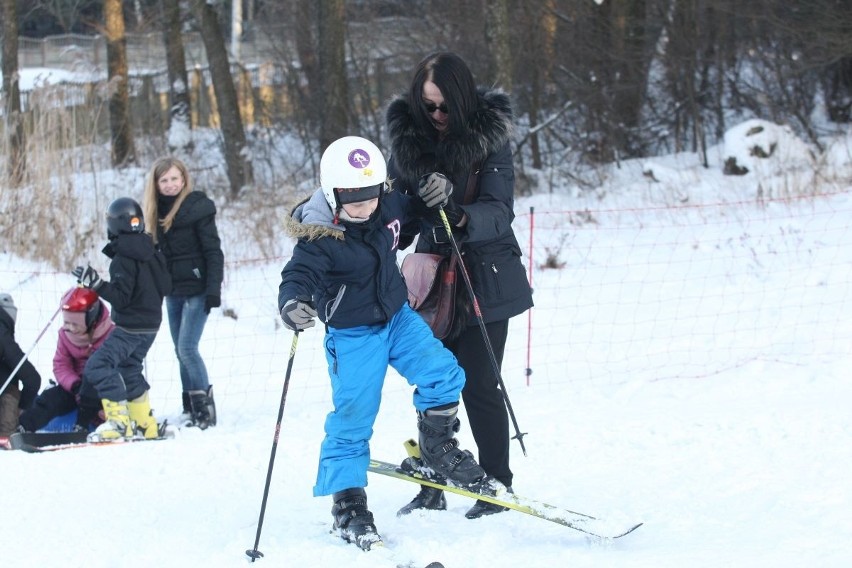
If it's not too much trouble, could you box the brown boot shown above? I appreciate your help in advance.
[0,383,22,437]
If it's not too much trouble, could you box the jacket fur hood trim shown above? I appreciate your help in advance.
[284,189,344,241]
[387,87,514,181]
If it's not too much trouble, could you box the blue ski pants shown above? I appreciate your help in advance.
[313,303,465,496]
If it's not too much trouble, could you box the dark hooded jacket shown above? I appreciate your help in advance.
[99,232,172,331]
[278,187,419,329]
[386,87,533,326]
[0,309,41,409]
[157,191,224,298]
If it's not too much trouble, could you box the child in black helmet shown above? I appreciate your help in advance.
[71,197,172,441]
[17,287,115,433]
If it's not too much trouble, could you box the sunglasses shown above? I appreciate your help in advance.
[424,102,449,115]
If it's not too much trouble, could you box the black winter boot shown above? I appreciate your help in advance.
[189,390,212,430]
[205,385,217,426]
[181,391,191,417]
[74,397,102,432]
[331,488,382,551]
[417,403,487,489]
[465,487,513,519]
[396,486,447,517]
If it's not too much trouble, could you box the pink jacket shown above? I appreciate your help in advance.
[53,305,115,394]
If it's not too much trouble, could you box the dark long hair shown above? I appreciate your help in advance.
[407,51,479,139]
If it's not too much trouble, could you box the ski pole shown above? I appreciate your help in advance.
[246,330,301,562]
[0,305,61,397]
[437,208,529,456]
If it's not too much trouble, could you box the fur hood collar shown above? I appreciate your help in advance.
[386,87,514,182]
[284,189,345,241]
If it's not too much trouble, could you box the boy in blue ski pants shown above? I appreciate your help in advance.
[278,136,489,550]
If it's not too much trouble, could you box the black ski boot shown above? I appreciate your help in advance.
[189,390,212,430]
[397,486,447,516]
[331,488,382,551]
[417,403,487,490]
[465,487,513,519]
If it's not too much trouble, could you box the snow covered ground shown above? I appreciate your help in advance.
[1,102,851,566]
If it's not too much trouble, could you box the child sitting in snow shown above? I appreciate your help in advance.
[17,287,114,433]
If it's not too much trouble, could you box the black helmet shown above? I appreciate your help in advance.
[106,197,144,236]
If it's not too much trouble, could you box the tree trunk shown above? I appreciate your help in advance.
[104,0,135,167]
[191,0,253,197]
[2,0,25,185]
[163,0,193,154]
[485,0,513,91]
[317,0,349,152]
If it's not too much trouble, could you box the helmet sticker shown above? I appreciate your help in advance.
[348,149,371,169]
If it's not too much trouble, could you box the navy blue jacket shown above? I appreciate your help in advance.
[99,232,172,332]
[278,188,419,329]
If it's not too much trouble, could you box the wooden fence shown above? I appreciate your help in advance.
[2,62,293,148]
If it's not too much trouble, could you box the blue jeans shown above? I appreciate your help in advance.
[81,327,155,402]
[165,294,211,392]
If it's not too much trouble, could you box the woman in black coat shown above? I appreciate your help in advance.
[387,51,534,518]
[142,157,224,429]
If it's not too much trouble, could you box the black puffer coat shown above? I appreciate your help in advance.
[0,310,41,409]
[386,88,534,326]
[157,191,224,298]
[99,232,172,331]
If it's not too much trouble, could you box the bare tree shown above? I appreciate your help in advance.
[163,0,192,154]
[104,0,135,166]
[2,0,25,185]
[190,0,253,197]
[318,0,349,152]
[484,0,513,91]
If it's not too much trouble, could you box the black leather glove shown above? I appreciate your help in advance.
[417,172,453,209]
[205,295,221,315]
[280,296,317,331]
[71,265,103,290]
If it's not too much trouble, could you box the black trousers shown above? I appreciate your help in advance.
[18,385,77,432]
[445,318,512,487]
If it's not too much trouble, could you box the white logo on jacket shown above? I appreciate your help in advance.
[386,219,401,250]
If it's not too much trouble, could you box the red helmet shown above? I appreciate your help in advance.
[61,287,103,331]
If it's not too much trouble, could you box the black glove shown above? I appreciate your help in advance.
[71,265,103,290]
[280,296,317,332]
[204,295,221,315]
[417,172,453,209]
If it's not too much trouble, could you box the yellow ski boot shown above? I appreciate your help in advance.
[92,399,133,441]
[128,391,161,439]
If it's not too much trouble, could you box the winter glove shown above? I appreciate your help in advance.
[280,296,317,332]
[204,295,221,315]
[72,265,103,290]
[418,172,453,209]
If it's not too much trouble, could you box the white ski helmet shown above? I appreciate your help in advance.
[320,136,387,210]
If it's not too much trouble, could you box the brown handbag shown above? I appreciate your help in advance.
[401,253,458,339]
[402,162,481,339]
